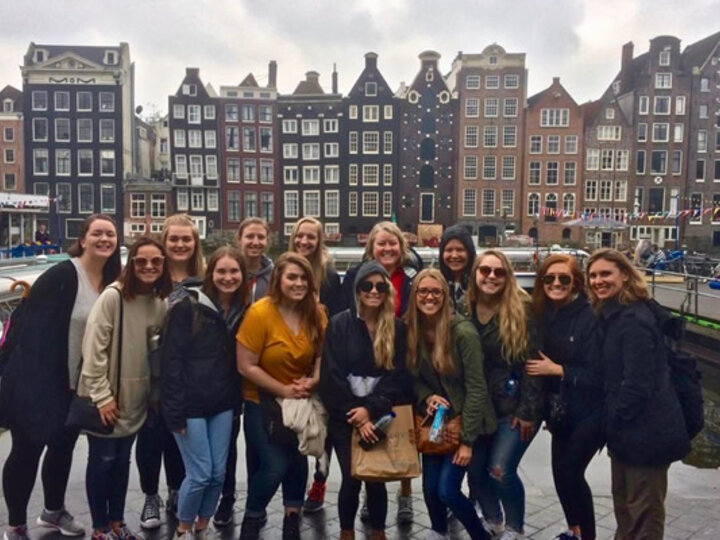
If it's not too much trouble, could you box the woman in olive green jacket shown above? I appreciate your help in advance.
[406,268,495,539]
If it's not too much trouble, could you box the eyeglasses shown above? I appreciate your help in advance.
[416,288,444,299]
[542,273,572,286]
[132,256,165,268]
[358,281,390,294]
[477,265,507,278]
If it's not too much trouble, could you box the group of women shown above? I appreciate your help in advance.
[0,214,690,540]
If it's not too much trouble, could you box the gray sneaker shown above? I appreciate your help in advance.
[396,494,414,524]
[4,526,29,540]
[37,508,86,536]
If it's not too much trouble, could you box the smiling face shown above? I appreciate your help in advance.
[164,225,196,265]
[358,273,388,311]
[212,256,244,297]
[588,258,627,301]
[372,230,402,272]
[442,239,469,277]
[80,219,117,261]
[416,276,445,318]
[132,244,165,289]
[542,262,574,306]
[475,254,508,298]
[279,263,309,303]
[239,224,268,260]
[293,222,320,258]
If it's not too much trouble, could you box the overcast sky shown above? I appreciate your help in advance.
[1,0,719,117]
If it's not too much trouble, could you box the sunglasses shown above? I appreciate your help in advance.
[477,265,507,278]
[358,281,390,294]
[132,256,165,268]
[542,273,572,286]
[416,287,444,299]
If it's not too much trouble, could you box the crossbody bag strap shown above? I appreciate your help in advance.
[111,286,124,404]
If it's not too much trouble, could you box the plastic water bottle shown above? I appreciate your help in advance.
[505,374,519,397]
[429,404,447,443]
[359,411,396,450]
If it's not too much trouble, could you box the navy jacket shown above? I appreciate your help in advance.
[319,267,346,318]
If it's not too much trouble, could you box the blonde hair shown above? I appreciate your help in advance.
[404,269,455,375]
[363,221,410,269]
[587,248,650,309]
[467,250,530,362]
[161,214,205,277]
[356,273,397,370]
[288,217,332,291]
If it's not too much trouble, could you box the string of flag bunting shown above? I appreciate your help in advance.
[535,205,720,221]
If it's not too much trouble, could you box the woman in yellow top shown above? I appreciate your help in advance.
[236,252,327,540]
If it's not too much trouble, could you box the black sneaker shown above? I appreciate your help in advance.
[140,495,162,529]
[213,496,235,527]
[239,516,263,540]
[166,489,179,519]
[282,513,301,540]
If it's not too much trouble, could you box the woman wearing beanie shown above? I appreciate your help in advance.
[438,225,477,316]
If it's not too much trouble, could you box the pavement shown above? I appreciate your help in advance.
[0,429,718,540]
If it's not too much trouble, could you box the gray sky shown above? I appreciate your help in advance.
[1,0,719,117]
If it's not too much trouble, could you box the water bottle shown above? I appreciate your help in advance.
[359,411,396,450]
[505,374,519,397]
[429,404,447,443]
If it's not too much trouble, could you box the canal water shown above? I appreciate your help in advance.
[684,364,720,469]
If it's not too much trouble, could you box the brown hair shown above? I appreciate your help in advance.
[119,237,173,300]
[237,217,270,241]
[404,269,455,375]
[161,214,205,277]
[202,246,248,309]
[363,221,410,269]
[268,252,326,351]
[586,248,649,309]
[467,250,530,362]
[66,214,121,287]
[531,254,586,316]
[288,217,332,290]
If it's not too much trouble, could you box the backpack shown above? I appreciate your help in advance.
[646,299,705,440]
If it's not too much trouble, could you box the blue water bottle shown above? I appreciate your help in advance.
[505,374,519,397]
[429,404,447,443]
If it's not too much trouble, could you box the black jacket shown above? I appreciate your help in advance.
[319,267,346,318]
[539,294,603,426]
[319,309,410,426]
[598,298,690,466]
[439,224,476,315]
[0,260,78,443]
[161,289,244,432]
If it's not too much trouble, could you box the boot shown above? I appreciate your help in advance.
[339,531,355,540]
[370,530,387,540]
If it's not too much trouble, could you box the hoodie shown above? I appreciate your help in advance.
[248,255,274,303]
[439,225,477,315]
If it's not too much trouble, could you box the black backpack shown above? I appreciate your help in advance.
[646,300,705,440]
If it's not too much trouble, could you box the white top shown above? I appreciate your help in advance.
[68,258,100,389]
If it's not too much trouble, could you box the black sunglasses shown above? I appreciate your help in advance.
[358,281,390,294]
[478,265,507,278]
[542,273,572,286]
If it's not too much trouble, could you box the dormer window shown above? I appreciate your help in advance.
[3,99,13,112]
[33,49,47,63]
[365,82,377,96]
[425,69,434,82]
[659,49,671,66]
[606,108,615,120]
[489,56,498,65]
[104,50,118,65]
[182,84,197,96]
[612,81,621,95]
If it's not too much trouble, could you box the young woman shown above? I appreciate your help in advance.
[319,260,409,539]
[79,237,172,540]
[162,246,248,538]
[466,250,542,540]
[586,249,689,540]
[438,224,476,316]
[0,214,121,540]
[341,221,420,522]
[525,255,603,540]
[236,252,327,540]
[406,268,494,540]
[138,214,204,529]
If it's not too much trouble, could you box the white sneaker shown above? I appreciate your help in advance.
[423,531,449,540]
[499,528,525,540]
[396,494,414,524]
[480,516,505,538]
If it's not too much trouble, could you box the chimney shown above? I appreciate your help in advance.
[552,77,560,85]
[268,60,277,88]
[621,42,633,73]
[186,67,200,78]
[332,63,338,94]
[365,52,378,69]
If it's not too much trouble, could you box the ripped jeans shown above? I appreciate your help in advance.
[468,416,538,533]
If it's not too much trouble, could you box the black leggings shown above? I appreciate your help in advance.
[221,414,242,498]
[3,428,79,526]
[330,424,387,531]
[551,415,602,540]
[135,411,185,495]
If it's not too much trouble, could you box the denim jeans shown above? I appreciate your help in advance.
[86,434,136,530]
[243,401,308,517]
[469,417,538,532]
[173,409,233,523]
[422,453,486,538]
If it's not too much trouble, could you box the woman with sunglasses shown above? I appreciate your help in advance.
[79,237,172,540]
[586,249,689,539]
[525,255,603,540]
[137,214,205,530]
[0,214,121,540]
[236,253,327,540]
[466,250,542,540]
[162,246,248,539]
[438,224,476,316]
[406,268,494,540]
[341,221,420,522]
[319,260,409,539]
